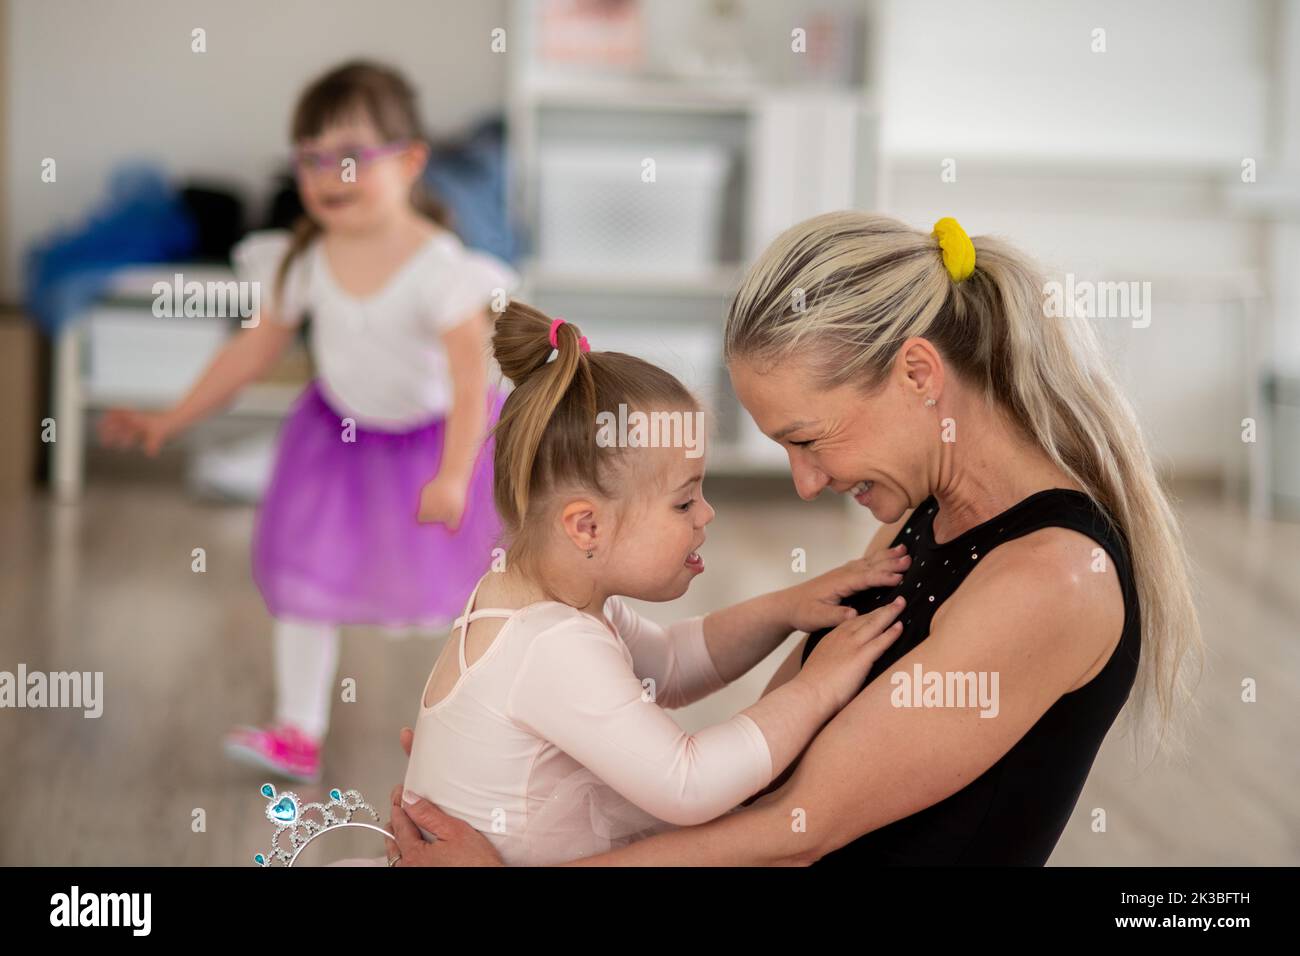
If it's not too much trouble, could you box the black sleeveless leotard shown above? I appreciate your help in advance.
[799,488,1141,865]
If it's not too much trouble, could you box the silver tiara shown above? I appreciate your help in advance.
[254,782,394,867]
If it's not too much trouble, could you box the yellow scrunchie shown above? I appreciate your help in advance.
[932,217,976,282]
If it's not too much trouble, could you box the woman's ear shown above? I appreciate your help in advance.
[900,337,943,402]
[559,499,599,554]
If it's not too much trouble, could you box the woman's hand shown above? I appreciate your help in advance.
[794,596,906,713]
[417,474,468,529]
[383,726,506,867]
[97,408,178,457]
[784,545,910,633]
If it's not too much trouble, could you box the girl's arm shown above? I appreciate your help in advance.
[417,311,489,527]
[561,532,1119,865]
[501,598,904,827]
[99,313,295,453]
[389,526,1119,867]
[435,310,490,483]
[609,548,909,711]
[504,618,772,826]
[166,315,297,432]
[700,546,910,683]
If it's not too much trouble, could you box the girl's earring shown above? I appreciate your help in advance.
[586,550,594,560]
[924,398,937,407]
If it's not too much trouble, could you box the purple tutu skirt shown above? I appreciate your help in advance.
[252,381,505,626]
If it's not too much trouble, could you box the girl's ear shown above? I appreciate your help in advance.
[402,139,431,181]
[559,499,598,553]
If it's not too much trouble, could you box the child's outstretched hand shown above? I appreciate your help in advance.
[417,474,468,530]
[98,408,176,457]
[785,544,911,633]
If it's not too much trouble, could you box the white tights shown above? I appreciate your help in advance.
[272,618,341,741]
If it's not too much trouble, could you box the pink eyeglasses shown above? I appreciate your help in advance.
[291,140,410,175]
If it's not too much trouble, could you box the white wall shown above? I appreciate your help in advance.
[3,0,510,299]
[7,0,1293,485]
[879,0,1270,164]
[873,0,1286,480]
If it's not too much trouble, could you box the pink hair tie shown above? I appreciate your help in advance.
[548,317,590,354]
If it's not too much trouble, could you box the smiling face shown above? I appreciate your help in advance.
[292,112,427,235]
[557,434,716,605]
[602,441,716,602]
[729,340,946,523]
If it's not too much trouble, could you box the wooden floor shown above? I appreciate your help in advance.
[0,473,1296,866]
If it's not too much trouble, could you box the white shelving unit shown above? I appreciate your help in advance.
[505,0,879,476]
[50,265,304,501]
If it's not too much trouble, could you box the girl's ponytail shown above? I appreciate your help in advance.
[489,300,698,578]
[491,302,597,530]
[273,214,320,318]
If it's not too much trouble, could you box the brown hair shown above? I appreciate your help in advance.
[272,60,453,312]
[491,301,699,579]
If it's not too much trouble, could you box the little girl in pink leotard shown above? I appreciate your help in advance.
[390,302,909,865]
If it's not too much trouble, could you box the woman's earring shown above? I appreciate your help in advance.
[924,398,937,407]
[586,550,594,559]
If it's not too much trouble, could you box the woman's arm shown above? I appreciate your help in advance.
[387,528,1120,866]
[556,528,1124,865]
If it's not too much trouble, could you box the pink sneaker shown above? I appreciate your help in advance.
[223,722,322,783]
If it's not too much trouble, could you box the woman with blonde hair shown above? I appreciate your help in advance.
[385,212,1203,866]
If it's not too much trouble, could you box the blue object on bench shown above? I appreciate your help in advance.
[24,164,199,335]
[423,118,525,265]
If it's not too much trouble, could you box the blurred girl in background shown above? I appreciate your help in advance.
[100,61,517,782]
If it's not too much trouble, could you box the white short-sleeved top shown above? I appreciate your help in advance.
[231,228,518,429]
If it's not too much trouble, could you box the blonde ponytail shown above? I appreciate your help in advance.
[725,211,1204,762]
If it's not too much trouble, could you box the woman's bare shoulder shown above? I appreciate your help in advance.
[942,526,1125,691]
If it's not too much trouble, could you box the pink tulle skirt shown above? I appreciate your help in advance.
[251,380,505,627]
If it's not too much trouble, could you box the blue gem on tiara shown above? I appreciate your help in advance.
[254,782,387,867]
[269,794,299,824]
